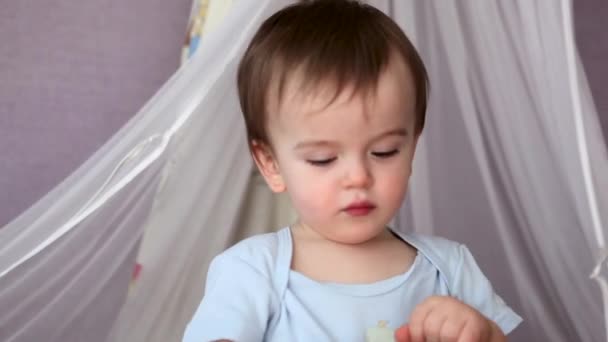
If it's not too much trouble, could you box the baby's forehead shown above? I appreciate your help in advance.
[266,55,415,120]
[274,77,355,116]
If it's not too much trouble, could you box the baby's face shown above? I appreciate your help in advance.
[259,56,418,244]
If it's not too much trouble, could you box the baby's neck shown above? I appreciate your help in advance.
[289,225,417,284]
[294,222,395,246]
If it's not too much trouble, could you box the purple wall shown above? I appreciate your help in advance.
[0,0,191,226]
[0,1,605,341]
[575,0,608,141]
[0,2,605,227]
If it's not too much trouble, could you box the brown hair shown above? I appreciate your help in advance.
[237,0,429,149]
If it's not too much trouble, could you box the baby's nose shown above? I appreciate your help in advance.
[343,160,373,188]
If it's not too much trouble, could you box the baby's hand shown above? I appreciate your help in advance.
[394,296,505,342]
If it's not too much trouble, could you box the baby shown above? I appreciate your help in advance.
[183,1,522,341]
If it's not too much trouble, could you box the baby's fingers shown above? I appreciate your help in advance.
[456,320,483,342]
[408,297,440,342]
[439,319,466,342]
[394,325,411,342]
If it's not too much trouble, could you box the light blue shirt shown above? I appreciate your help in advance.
[183,227,522,341]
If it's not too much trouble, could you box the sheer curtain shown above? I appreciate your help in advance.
[106,1,296,341]
[0,1,291,341]
[386,1,608,341]
[1,1,606,342]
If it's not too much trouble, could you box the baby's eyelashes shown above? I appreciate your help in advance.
[371,149,400,158]
[307,157,337,166]
[305,150,401,166]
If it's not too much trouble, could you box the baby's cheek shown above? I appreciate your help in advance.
[288,179,331,216]
[378,170,409,206]
[306,184,334,213]
[287,176,318,208]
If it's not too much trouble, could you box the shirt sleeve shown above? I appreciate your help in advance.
[451,244,523,335]
[182,253,277,342]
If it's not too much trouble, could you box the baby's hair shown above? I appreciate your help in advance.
[237,0,429,150]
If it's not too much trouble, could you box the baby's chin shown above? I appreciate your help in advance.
[324,224,389,245]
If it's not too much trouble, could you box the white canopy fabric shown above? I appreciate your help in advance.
[386,1,607,341]
[0,1,605,342]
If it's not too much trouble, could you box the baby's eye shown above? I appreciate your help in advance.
[371,149,399,158]
[307,157,337,166]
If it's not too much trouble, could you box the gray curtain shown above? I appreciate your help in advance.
[387,1,608,341]
[1,1,606,342]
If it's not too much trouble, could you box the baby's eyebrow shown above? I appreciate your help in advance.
[293,140,338,151]
[293,128,408,150]
[374,128,408,140]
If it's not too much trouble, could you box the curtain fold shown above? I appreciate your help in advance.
[0,1,293,341]
[106,1,295,341]
[1,1,605,341]
[393,1,607,341]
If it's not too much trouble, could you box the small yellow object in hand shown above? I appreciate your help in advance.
[366,320,395,342]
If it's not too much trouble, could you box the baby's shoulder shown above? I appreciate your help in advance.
[214,229,285,277]
[400,232,472,282]
[405,233,464,256]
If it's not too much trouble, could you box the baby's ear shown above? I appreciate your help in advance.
[251,141,286,193]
